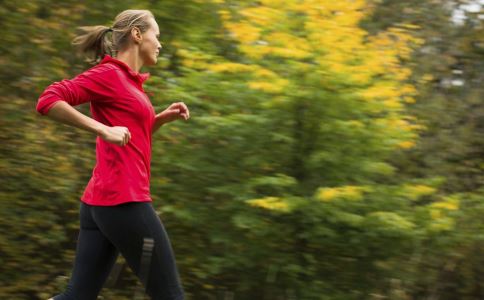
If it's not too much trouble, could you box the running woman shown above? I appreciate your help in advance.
[36,9,188,300]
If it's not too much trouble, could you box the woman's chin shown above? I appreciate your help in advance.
[151,55,159,65]
[144,58,157,66]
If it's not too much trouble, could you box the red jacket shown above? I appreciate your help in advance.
[36,55,155,206]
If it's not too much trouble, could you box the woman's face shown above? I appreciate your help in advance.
[139,18,162,66]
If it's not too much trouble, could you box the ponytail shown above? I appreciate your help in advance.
[71,9,154,65]
[71,25,113,65]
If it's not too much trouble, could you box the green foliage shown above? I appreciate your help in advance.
[1,0,482,299]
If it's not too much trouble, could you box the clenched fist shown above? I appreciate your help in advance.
[98,126,131,146]
[159,102,190,123]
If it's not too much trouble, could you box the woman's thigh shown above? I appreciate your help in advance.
[91,202,184,300]
[53,203,119,300]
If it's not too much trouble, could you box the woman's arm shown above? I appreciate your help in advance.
[37,70,131,146]
[152,102,190,134]
[152,111,169,134]
[46,101,106,135]
[45,101,131,146]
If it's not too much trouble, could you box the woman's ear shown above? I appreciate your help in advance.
[131,27,142,44]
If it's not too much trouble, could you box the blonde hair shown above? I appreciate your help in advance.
[71,9,154,64]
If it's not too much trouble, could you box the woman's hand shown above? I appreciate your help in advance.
[158,102,190,124]
[98,126,131,146]
[152,102,190,134]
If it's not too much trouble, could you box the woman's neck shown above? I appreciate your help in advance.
[115,48,143,74]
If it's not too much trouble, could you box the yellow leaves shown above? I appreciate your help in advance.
[248,66,290,93]
[259,0,289,8]
[372,117,419,138]
[400,23,421,30]
[248,79,289,93]
[388,26,425,53]
[359,83,400,102]
[218,9,231,21]
[347,71,372,85]
[383,99,403,110]
[430,209,442,220]
[253,68,277,77]
[397,140,416,149]
[177,48,212,70]
[332,9,366,27]
[266,45,311,60]
[246,196,290,212]
[374,116,419,132]
[215,1,422,98]
[225,21,261,44]
[211,0,421,135]
[317,188,339,201]
[178,48,211,60]
[316,186,371,202]
[240,44,310,60]
[292,0,367,19]
[229,30,312,60]
[182,59,208,69]
[207,59,289,93]
[269,46,310,59]
[265,32,311,56]
[410,185,436,195]
[402,184,436,201]
[363,27,419,83]
[403,97,416,104]
[393,185,458,232]
[396,67,413,82]
[427,196,460,232]
[421,74,434,82]
[208,62,254,73]
[401,84,417,95]
[361,26,423,90]
[430,196,460,211]
[240,6,282,26]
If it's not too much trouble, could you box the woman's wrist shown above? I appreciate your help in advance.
[95,123,108,137]
[155,112,167,126]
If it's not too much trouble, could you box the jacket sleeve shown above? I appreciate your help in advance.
[36,68,115,115]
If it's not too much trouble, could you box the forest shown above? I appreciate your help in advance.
[0,0,483,299]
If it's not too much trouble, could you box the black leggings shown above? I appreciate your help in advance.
[53,201,185,300]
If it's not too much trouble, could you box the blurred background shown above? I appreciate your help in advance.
[0,0,483,299]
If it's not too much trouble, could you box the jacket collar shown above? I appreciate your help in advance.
[100,54,150,84]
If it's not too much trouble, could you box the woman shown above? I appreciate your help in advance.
[36,9,188,300]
